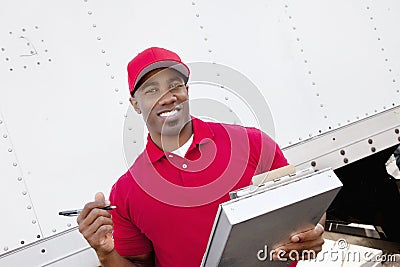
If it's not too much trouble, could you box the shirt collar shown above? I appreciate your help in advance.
[145,116,214,163]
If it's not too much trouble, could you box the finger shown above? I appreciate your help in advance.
[77,200,109,224]
[95,192,106,202]
[78,207,112,234]
[291,224,324,243]
[279,238,325,254]
[82,215,113,237]
[87,225,114,248]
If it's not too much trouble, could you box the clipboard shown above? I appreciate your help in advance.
[201,167,342,267]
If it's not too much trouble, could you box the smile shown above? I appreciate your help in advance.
[158,108,179,118]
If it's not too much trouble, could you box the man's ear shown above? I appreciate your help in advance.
[129,96,141,114]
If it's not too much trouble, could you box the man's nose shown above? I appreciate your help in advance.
[158,90,177,105]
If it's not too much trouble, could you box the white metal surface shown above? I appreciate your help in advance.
[0,0,399,265]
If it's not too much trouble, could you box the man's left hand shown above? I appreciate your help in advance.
[273,223,325,261]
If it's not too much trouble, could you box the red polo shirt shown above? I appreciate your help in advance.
[109,117,296,266]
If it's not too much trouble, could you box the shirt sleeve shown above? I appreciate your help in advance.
[109,173,153,257]
[255,130,289,174]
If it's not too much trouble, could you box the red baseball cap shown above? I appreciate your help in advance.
[127,47,190,95]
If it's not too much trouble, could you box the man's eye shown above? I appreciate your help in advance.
[145,88,158,94]
[169,83,183,90]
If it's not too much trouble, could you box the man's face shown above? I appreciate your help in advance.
[130,68,190,137]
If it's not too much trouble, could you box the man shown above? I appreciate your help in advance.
[77,47,325,266]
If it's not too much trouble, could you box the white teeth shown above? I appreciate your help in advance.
[159,109,178,117]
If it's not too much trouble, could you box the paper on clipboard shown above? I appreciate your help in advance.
[201,167,342,267]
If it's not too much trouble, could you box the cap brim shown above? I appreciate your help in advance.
[134,60,189,90]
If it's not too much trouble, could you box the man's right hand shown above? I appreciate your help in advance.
[77,192,114,259]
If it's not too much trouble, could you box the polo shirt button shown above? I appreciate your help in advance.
[182,163,187,169]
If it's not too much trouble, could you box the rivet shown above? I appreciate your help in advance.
[115,88,119,92]
[128,127,132,130]
[370,17,373,20]
[27,205,32,209]
[316,93,320,96]
[133,140,137,143]
[297,38,300,41]
[35,26,39,29]
[385,58,388,61]
[311,161,316,167]
[347,119,351,122]
[389,69,392,72]
[200,26,204,29]
[371,147,376,152]
[106,62,110,66]
[288,141,292,145]
[37,62,40,65]
[44,49,48,52]
[21,240,25,244]
[308,71,311,74]
[381,48,385,51]
[383,106,386,109]
[17,177,22,181]
[395,129,399,134]
[285,4,288,8]
[368,139,373,144]
[32,220,36,224]
[4,247,8,251]
[41,249,46,253]
[5,58,9,61]
[67,223,71,227]
[356,116,359,119]
[204,38,208,41]
[92,24,96,28]
[374,27,377,30]
[300,49,304,52]
[289,16,292,19]
[22,28,26,32]
[1,48,5,51]
[393,79,396,83]
[324,115,328,119]
[8,148,12,152]
[52,229,56,233]
[216,73,220,76]
[292,27,296,30]
[225,97,229,100]
[23,66,27,69]
[365,113,369,116]
[119,101,123,105]
[196,14,199,17]
[366,6,370,9]
[9,68,13,72]
[3,134,8,138]
[111,75,115,79]
[37,234,40,238]
[182,164,187,169]
[192,2,195,5]
[312,82,316,85]
[0,120,2,124]
[88,11,92,15]
[340,150,345,155]
[208,49,212,53]
[13,163,17,167]
[378,38,381,41]
[344,158,349,164]
[320,104,323,107]
[97,37,101,41]
[398,136,400,142]
[101,50,105,53]
[22,191,27,195]
[338,123,341,126]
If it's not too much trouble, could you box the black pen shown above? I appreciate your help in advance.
[58,206,117,216]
